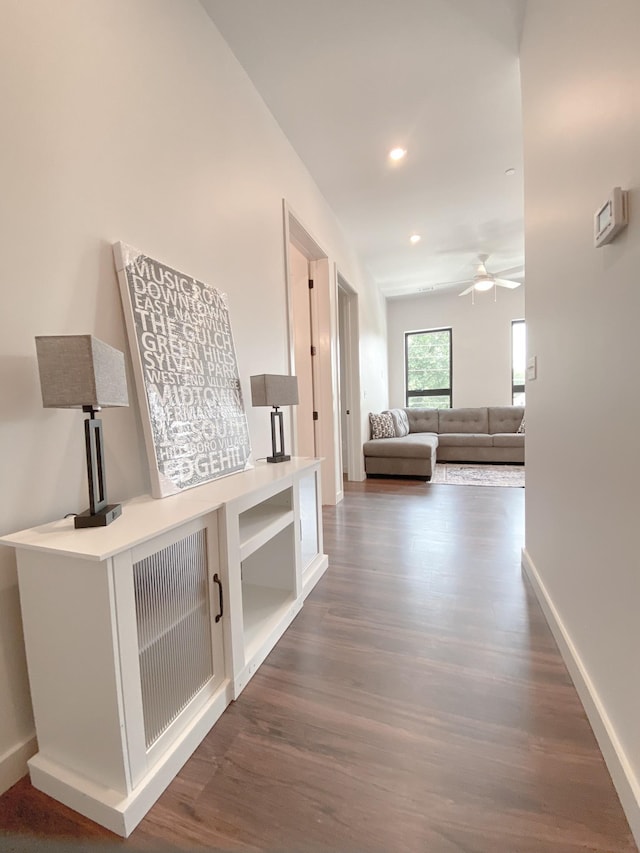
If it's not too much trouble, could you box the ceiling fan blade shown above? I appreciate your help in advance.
[494,278,522,289]
[431,276,474,287]
[495,265,524,279]
[459,284,475,296]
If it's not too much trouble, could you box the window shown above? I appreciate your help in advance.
[512,319,526,405]
[405,328,452,408]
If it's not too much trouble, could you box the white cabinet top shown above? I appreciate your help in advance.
[0,457,320,561]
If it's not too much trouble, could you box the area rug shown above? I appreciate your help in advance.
[430,463,525,487]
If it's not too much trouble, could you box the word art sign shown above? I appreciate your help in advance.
[114,243,252,497]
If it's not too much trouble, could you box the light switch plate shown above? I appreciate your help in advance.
[527,356,537,381]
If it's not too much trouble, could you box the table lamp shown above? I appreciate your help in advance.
[250,374,299,463]
[35,335,129,528]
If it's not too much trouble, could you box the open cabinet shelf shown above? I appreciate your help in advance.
[240,521,297,660]
[241,583,296,661]
[238,501,294,561]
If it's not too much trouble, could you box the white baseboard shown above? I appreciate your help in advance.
[0,734,37,796]
[521,548,640,847]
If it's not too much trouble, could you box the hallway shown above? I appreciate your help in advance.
[0,480,635,851]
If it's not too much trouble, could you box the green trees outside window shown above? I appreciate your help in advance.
[405,328,452,409]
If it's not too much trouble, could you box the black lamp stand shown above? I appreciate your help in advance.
[74,406,122,528]
[267,407,290,463]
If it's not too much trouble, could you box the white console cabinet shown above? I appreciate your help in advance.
[0,458,327,837]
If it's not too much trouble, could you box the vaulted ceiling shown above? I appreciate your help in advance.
[201,0,527,299]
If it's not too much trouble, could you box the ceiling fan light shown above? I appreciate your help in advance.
[474,277,494,292]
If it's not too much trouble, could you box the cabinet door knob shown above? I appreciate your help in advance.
[213,573,224,623]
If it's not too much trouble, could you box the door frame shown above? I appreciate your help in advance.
[336,270,364,482]
[282,200,341,505]
[287,240,317,458]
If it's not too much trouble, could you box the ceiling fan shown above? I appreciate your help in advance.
[457,254,523,296]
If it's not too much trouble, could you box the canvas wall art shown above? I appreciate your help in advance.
[113,242,252,498]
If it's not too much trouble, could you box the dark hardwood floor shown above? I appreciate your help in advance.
[0,478,636,852]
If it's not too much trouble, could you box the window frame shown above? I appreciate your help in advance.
[511,319,526,405]
[404,327,453,409]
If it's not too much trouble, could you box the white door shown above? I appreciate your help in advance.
[338,287,349,474]
[289,241,316,457]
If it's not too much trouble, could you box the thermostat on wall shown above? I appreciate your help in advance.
[594,187,629,247]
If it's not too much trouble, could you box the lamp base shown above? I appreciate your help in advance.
[266,454,290,464]
[74,504,122,528]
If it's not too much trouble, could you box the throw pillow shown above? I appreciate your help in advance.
[369,412,395,440]
[517,415,526,434]
[386,408,410,437]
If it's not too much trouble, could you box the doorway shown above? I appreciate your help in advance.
[338,287,349,475]
[337,272,363,482]
[284,203,341,505]
[288,242,317,458]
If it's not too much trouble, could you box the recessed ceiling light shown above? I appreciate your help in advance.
[389,147,407,161]
[410,234,421,244]
[505,167,516,176]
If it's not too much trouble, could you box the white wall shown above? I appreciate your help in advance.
[387,287,525,409]
[0,0,387,793]
[520,1,640,842]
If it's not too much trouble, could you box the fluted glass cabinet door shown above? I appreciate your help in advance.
[120,515,225,770]
[133,527,214,748]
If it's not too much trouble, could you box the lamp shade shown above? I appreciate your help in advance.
[250,374,299,408]
[35,335,129,409]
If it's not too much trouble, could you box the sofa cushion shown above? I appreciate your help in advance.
[369,412,395,439]
[363,433,438,459]
[517,414,526,434]
[436,433,494,447]
[492,433,525,447]
[385,408,410,437]
[438,407,488,434]
[488,406,525,434]
[406,408,439,433]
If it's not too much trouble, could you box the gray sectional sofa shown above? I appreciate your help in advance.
[364,406,525,480]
